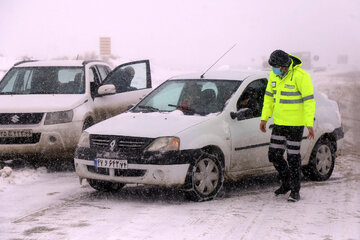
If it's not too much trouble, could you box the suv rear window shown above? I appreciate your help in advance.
[0,67,84,94]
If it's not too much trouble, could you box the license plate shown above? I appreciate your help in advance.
[94,158,128,169]
[0,129,33,138]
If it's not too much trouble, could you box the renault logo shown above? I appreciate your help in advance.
[11,115,20,123]
[109,139,117,152]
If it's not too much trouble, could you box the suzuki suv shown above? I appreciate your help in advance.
[0,59,152,160]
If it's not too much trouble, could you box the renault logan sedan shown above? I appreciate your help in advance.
[74,71,344,201]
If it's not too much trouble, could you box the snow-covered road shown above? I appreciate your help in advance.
[0,69,359,240]
[1,154,359,240]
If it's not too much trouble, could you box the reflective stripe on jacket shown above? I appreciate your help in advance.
[261,55,316,127]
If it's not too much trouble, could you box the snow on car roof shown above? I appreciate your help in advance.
[169,70,269,81]
[13,60,106,67]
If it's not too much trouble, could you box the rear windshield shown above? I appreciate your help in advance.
[0,67,84,95]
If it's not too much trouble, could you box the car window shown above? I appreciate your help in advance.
[89,66,101,97]
[0,67,84,94]
[236,78,267,118]
[103,62,149,93]
[97,65,110,81]
[133,79,241,115]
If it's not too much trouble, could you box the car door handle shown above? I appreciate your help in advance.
[269,124,275,129]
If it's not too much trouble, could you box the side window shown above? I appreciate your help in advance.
[236,79,267,118]
[103,61,150,93]
[97,65,110,81]
[89,66,101,97]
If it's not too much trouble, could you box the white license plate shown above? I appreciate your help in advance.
[0,129,33,138]
[94,158,128,169]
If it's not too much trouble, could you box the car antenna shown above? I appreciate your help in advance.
[200,43,237,79]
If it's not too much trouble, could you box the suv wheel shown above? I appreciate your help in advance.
[185,152,224,201]
[87,179,125,192]
[82,118,93,130]
[303,139,335,181]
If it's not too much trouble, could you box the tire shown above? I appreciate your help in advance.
[185,152,224,202]
[87,179,125,192]
[303,139,335,181]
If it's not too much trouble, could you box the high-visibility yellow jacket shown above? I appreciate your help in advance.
[261,55,316,127]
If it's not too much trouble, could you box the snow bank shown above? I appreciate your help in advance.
[0,166,47,191]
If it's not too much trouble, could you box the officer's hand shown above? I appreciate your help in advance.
[307,127,314,139]
[260,120,267,133]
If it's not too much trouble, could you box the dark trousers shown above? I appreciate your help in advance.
[269,125,304,193]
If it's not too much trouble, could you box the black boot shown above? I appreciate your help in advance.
[288,191,300,202]
[274,184,290,195]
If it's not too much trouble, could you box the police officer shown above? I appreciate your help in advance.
[260,50,316,202]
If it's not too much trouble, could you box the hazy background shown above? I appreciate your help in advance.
[0,0,359,71]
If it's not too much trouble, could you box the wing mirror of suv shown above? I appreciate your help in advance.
[97,84,116,96]
[230,108,250,121]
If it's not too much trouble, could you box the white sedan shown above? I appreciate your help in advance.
[74,71,344,201]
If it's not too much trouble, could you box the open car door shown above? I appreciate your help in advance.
[93,60,152,122]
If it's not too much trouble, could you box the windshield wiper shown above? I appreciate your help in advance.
[137,105,160,112]
[168,104,196,113]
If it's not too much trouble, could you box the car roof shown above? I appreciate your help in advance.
[169,70,269,81]
[13,60,108,67]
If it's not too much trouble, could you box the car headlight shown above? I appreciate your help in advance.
[44,110,73,125]
[77,131,90,148]
[145,137,180,153]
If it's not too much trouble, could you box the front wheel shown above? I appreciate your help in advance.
[185,152,224,201]
[87,179,125,192]
[303,139,335,181]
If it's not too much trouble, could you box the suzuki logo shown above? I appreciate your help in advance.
[11,115,20,123]
[109,140,117,152]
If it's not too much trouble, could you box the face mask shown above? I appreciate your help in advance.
[272,67,283,75]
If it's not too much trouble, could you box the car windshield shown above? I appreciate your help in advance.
[133,79,241,115]
[0,67,84,94]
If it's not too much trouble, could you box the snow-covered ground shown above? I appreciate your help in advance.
[0,66,359,240]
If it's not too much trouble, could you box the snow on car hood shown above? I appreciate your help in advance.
[0,95,87,113]
[87,110,215,138]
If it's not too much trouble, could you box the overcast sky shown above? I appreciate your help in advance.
[0,0,359,70]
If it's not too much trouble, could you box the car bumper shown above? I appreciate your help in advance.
[0,121,83,158]
[74,158,190,186]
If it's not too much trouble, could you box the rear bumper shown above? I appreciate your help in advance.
[332,126,344,140]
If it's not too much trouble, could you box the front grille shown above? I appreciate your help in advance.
[90,135,154,153]
[87,166,110,175]
[0,113,44,125]
[86,166,145,177]
[114,169,146,177]
[0,133,41,144]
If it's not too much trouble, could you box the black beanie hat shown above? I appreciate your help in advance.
[268,50,290,67]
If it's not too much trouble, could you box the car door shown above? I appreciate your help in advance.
[93,60,152,121]
[229,78,274,172]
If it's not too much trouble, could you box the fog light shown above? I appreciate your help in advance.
[49,136,57,143]
[153,169,165,180]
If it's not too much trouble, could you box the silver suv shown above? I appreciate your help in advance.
[0,59,152,160]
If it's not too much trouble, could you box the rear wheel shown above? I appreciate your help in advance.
[87,179,125,192]
[185,152,224,201]
[303,139,335,181]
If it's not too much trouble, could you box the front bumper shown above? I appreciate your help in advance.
[0,121,83,158]
[74,146,200,186]
[74,158,190,186]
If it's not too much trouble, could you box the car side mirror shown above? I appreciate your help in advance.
[97,84,116,96]
[230,108,250,121]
